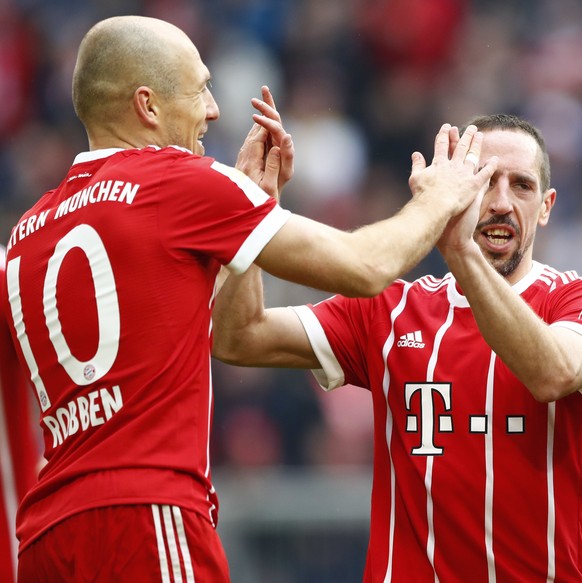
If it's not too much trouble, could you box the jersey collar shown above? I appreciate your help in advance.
[72,148,126,165]
[447,261,544,308]
[72,145,193,167]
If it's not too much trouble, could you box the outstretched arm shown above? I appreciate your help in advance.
[213,124,498,367]
[253,124,496,298]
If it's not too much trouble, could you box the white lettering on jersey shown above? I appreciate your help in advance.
[397,330,425,349]
[44,224,120,386]
[7,210,51,251]
[54,180,140,219]
[43,385,124,448]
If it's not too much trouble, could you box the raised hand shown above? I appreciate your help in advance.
[236,86,294,200]
[409,124,497,217]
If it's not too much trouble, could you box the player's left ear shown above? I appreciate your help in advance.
[538,188,556,227]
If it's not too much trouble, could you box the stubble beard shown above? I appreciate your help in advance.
[477,232,535,278]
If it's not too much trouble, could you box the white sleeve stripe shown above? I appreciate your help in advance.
[210,161,269,207]
[549,321,582,335]
[290,305,345,391]
[226,206,291,274]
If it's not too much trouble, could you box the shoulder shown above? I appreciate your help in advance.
[532,264,581,293]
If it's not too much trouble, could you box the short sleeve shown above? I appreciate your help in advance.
[291,295,373,391]
[159,155,290,273]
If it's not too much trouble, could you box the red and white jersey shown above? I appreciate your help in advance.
[1,147,290,552]
[294,262,582,583]
[0,247,38,581]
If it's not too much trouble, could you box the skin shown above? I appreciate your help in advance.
[72,16,498,299]
[72,16,220,155]
[213,128,582,402]
[437,128,582,401]
[71,17,506,356]
[443,128,555,284]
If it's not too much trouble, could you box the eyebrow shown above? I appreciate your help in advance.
[511,172,537,184]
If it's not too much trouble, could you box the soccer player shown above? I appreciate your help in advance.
[0,15,495,583]
[0,246,39,583]
[213,114,582,582]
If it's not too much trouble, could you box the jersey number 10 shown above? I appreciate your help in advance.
[6,224,120,412]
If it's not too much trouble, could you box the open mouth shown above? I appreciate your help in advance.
[482,227,513,246]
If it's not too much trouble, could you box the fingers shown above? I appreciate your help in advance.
[432,123,484,173]
[448,126,460,159]
[278,134,295,190]
[261,85,277,110]
[252,113,291,155]
[475,155,498,185]
[262,146,281,200]
[236,123,268,176]
[410,151,427,176]
[251,96,282,125]
[432,123,453,163]
[451,125,483,171]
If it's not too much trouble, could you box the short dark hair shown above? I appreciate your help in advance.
[461,114,551,192]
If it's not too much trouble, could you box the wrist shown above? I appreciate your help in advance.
[442,241,484,273]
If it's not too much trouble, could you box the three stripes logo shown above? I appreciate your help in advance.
[397,330,425,349]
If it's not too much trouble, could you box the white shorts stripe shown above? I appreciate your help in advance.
[152,505,171,583]
[172,506,195,582]
[162,505,183,583]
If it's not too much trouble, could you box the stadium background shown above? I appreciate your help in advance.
[2,0,582,580]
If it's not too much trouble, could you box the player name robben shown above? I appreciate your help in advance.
[43,385,124,449]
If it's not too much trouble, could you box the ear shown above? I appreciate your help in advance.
[538,188,556,227]
[133,86,159,129]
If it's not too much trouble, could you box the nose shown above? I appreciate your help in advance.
[205,90,220,121]
[486,178,513,215]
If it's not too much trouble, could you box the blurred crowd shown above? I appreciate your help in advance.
[2,0,582,470]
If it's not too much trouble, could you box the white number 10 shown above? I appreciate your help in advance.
[6,224,120,412]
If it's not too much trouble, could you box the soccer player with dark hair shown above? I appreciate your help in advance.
[214,114,582,582]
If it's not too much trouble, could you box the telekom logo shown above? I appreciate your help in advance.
[405,383,452,456]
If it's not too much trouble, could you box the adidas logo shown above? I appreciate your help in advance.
[397,330,425,349]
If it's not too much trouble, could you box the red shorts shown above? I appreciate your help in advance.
[18,504,230,582]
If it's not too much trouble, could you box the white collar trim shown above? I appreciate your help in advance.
[72,144,193,166]
[446,261,544,308]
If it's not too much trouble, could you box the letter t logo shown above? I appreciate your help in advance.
[405,383,452,455]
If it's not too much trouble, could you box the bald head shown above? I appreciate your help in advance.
[72,16,198,129]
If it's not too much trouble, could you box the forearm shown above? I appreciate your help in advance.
[255,192,460,300]
[212,265,265,362]
[213,264,319,368]
[446,245,582,401]
[352,191,458,290]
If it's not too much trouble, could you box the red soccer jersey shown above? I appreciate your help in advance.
[294,262,582,583]
[1,147,290,551]
[0,247,39,581]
